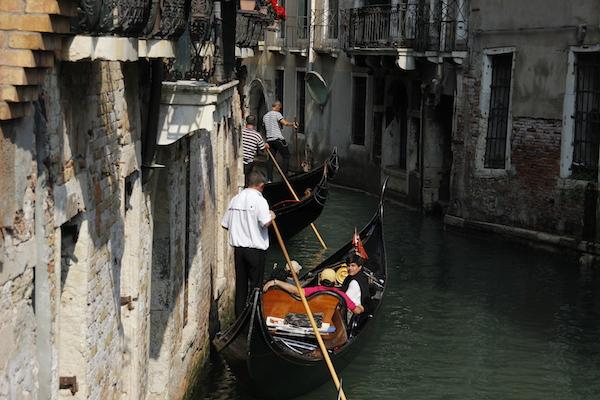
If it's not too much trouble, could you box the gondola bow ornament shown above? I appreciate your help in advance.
[352,227,368,259]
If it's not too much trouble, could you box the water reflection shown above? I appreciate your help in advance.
[190,187,600,400]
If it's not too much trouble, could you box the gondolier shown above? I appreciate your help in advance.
[221,172,276,317]
[263,100,298,181]
[242,115,269,187]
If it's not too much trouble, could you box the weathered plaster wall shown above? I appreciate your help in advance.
[449,1,600,240]
[1,57,241,399]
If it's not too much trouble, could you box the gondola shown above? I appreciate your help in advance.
[214,179,388,399]
[263,148,339,206]
[269,166,329,240]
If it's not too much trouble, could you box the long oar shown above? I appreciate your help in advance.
[267,148,327,249]
[271,220,347,400]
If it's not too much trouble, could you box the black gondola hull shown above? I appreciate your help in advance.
[215,179,388,399]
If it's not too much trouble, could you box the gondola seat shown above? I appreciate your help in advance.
[262,289,349,351]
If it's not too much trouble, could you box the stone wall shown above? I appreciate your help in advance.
[0,57,242,399]
[449,69,589,241]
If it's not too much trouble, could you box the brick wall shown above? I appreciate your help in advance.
[450,68,589,240]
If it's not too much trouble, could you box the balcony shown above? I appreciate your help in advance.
[312,9,340,53]
[340,0,467,61]
[236,10,272,55]
[264,15,309,53]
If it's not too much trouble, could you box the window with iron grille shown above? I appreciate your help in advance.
[572,52,600,181]
[352,77,367,145]
[484,53,513,169]
[296,71,306,133]
[279,0,286,39]
[275,69,284,110]
[327,0,338,39]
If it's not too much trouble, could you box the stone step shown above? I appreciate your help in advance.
[8,31,62,50]
[0,48,54,67]
[0,101,34,120]
[0,13,70,33]
[0,85,40,102]
[26,0,78,17]
[0,66,47,85]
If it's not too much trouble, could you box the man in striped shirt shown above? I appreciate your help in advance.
[242,115,269,187]
[263,101,298,181]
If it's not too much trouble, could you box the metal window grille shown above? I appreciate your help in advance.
[352,77,367,145]
[484,53,512,169]
[572,52,600,180]
[296,71,306,133]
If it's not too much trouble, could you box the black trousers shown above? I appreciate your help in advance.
[266,139,290,181]
[234,246,266,317]
[243,162,254,187]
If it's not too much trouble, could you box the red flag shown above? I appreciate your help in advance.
[352,227,368,260]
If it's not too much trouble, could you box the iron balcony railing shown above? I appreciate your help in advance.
[265,15,310,50]
[312,9,339,51]
[340,0,467,52]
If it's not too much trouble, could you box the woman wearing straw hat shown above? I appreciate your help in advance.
[263,268,365,315]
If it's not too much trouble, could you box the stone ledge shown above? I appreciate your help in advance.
[0,48,54,67]
[61,36,138,62]
[158,80,239,145]
[443,214,600,255]
[138,39,176,58]
[0,85,40,102]
[0,66,47,85]
[0,101,34,120]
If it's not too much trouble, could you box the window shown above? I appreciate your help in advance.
[279,0,286,39]
[296,71,306,133]
[484,53,513,169]
[275,69,284,109]
[352,76,367,145]
[572,52,600,180]
[327,0,338,39]
[298,0,308,39]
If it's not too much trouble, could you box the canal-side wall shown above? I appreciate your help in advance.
[448,1,600,248]
[0,59,241,399]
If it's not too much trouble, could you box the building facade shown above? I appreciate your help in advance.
[242,0,468,209]
[446,1,600,257]
[0,0,258,398]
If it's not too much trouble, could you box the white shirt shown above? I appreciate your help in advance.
[346,281,362,306]
[263,110,285,141]
[221,188,272,250]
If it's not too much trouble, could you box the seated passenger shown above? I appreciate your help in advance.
[340,254,370,313]
[263,268,365,315]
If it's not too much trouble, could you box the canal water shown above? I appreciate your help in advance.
[191,186,600,400]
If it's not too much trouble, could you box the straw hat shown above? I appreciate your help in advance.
[336,266,349,285]
[318,268,336,285]
[285,260,302,273]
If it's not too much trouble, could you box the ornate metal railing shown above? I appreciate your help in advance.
[236,10,271,48]
[312,9,339,51]
[340,0,467,52]
[71,0,192,40]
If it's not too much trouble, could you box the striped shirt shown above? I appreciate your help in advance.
[242,127,266,164]
[263,110,285,141]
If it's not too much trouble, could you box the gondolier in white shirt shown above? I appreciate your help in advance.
[263,100,298,181]
[242,115,269,187]
[221,171,276,317]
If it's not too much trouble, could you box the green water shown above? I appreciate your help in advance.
[194,186,600,400]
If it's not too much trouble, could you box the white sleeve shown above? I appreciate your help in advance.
[346,281,361,306]
[221,202,231,229]
[257,198,272,227]
[276,111,284,121]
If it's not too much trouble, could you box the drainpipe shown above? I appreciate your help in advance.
[308,0,316,72]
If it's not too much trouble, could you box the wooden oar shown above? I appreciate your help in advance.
[271,220,347,400]
[267,148,328,249]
